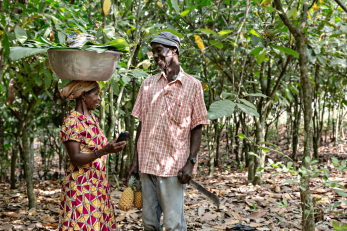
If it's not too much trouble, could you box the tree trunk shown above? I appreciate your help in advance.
[332,105,335,141]
[253,117,265,185]
[287,103,292,149]
[325,100,331,144]
[22,127,36,209]
[11,138,19,189]
[0,113,4,181]
[292,94,301,160]
[214,120,220,167]
[99,88,106,131]
[334,100,340,147]
[106,86,115,180]
[234,115,240,164]
[208,124,215,176]
[273,0,315,229]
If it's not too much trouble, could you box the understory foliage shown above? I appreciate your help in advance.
[1,0,347,230]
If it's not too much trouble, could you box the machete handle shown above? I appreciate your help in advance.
[177,170,183,181]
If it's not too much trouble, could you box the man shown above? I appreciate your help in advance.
[126,32,209,231]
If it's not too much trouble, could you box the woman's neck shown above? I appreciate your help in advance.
[75,98,90,117]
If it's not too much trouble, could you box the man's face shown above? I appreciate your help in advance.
[151,43,175,70]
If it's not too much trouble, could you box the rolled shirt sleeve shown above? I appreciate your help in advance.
[191,82,210,129]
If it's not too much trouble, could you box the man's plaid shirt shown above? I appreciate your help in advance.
[132,68,209,177]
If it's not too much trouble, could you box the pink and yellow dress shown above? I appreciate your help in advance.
[58,110,117,231]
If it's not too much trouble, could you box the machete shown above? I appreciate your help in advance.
[190,179,220,209]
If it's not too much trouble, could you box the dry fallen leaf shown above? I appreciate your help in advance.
[2,212,23,218]
[247,211,268,220]
[201,212,217,221]
[116,216,125,222]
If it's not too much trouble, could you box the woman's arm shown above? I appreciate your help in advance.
[64,139,126,166]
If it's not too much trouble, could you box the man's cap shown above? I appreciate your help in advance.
[150,32,180,55]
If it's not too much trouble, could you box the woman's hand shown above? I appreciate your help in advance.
[99,138,126,156]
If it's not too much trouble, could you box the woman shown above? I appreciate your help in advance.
[58,81,125,231]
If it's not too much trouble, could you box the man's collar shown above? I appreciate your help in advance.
[157,67,185,85]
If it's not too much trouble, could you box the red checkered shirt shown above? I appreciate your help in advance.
[132,68,209,177]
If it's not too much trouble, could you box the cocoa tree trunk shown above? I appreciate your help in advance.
[22,126,36,209]
[10,138,19,189]
[273,0,315,229]
[0,113,5,181]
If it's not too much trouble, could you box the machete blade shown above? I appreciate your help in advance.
[190,179,220,209]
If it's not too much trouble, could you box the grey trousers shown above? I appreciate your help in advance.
[141,173,187,231]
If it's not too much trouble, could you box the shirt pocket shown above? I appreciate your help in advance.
[168,99,191,140]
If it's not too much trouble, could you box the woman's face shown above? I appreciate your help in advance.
[83,87,101,111]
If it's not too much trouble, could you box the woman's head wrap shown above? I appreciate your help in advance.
[151,32,180,55]
[60,80,99,100]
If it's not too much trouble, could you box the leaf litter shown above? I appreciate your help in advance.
[0,128,346,230]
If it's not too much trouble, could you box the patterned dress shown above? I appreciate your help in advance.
[58,110,117,231]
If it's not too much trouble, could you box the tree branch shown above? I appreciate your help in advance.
[273,0,300,37]
[300,1,309,30]
[334,0,347,13]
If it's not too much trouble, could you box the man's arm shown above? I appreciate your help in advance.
[125,121,142,186]
[177,124,202,184]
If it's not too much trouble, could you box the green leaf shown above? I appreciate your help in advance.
[170,0,180,14]
[250,47,264,56]
[125,0,131,9]
[105,38,130,52]
[283,198,288,207]
[196,29,218,36]
[252,202,257,211]
[260,147,270,153]
[283,179,299,183]
[98,81,106,88]
[209,40,223,49]
[157,29,183,38]
[248,152,260,159]
[240,99,256,110]
[14,26,27,44]
[248,29,262,38]
[236,103,260,117]
[180,5,198,16]
[287,8,295,18]
[256,50,267,64]
[96,27,104,38]
[2,31,10,61]
[237,133,246,139]
[333,221,341,231]
[270,45,299,58]
[122,75,131,85]
[219,30,233,36]
[258,141,279,149]
[58,32,66,45]
[331,58,347,68]
[34,76,42,86]
[181,9,191,16]
[245,93,268,98]
[42,69,52,88]
[284,87,294,101]
[334,189,347,197]
[207,100,236,120]
[128,69,148,78]
[9,47,49,61]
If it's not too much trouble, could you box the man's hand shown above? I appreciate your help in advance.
[177,161,194,184]
[125,161,139,187]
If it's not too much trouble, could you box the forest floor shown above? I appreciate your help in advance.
[0,128,347,231]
